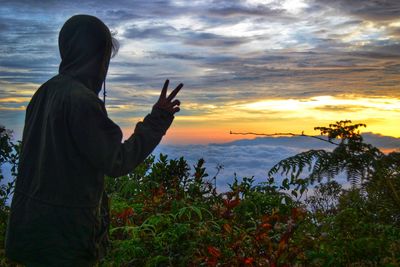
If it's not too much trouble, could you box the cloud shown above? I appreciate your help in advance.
[154,142,302,191]
[123,24,251,47]
[2,0,399,93]
[1,0,399,145]
[124,25,178,40]
[154,133,400,191]
[363,132,400,150]
[313,0,400,22]
[314,105,365,112]
[207,5,285,18]
[183,31,249,47]
[148,51,207,61]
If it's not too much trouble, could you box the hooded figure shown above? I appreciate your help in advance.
[5,15,182,266]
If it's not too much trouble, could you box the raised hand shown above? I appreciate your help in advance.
[153,79,183,115]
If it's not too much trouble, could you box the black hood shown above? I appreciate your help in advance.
[58,15,112,94]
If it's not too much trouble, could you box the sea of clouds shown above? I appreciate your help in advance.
[154,133,400,192]
[1,133,399,194]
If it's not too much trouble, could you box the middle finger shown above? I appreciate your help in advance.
[167,83,183,102]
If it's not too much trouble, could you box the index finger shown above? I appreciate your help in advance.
[167,83,183,101]
[160,79,169,99]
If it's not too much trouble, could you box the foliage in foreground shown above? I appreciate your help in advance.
[0,126,19,266]
[103,155,304,266]
[99,121,400,266]
[0,121,399,266]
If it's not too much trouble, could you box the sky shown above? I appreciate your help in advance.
[0,0,400,188]
[1,0,400,144]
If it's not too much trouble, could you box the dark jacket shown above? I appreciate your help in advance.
[5,15,173,266]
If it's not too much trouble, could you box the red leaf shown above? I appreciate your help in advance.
[116,207,135,225]
[261,223,272,230]
[223,198,240,209]
[243,257,254,265]
[222,223,232,234]
[207,246,221,258]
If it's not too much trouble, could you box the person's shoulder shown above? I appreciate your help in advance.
[36,74,89,95]
[57,77,105,114]
[57,75,101,103]
[28,75,66,102]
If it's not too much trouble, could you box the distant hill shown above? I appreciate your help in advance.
[212,132,399,150]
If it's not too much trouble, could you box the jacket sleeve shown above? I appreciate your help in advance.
[68,90,173,178]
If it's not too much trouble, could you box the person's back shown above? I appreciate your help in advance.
[14,75,112,208]
[5,14,182,266]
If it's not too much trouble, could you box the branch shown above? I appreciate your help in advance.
[229,131,340,146]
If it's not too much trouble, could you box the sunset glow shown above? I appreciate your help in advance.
[0,0,399,145]
[154,95,400,144]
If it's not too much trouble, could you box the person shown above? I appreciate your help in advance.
[5,14,183,266]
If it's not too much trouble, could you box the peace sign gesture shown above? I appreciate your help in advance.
[153,79,183,115]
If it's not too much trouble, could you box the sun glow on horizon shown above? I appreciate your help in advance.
[1,0,399,146]
[237,95,400,114]
[117,94,400,145]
